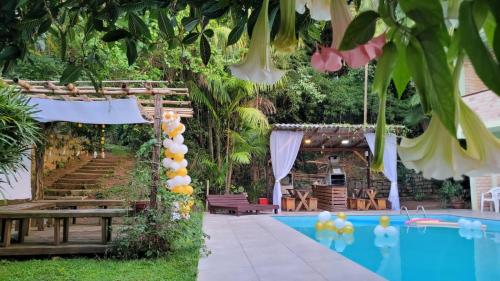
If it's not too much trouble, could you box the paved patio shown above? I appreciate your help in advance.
[197,210,500,281]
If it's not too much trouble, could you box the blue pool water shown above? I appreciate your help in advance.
[275,215,500,281]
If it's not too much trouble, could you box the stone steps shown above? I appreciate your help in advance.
[51,182,99,189]
[43,195,89,200]
[61,173,109,179]
[44,189,95,196]
[55,178,99,185]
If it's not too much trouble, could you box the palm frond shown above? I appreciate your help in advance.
[236,107,270,131]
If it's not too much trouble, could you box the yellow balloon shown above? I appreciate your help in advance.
[343,225,354,235]
[161,123,168,132]
[164,150,175,158]
[173,153,184,162]
[380,216,390,227]
[176,168,188,176]
[315,222,325,231]
[166,170,177,178]
[171,186,183,193]
[324,220,336,231]
[184,185,193,196]
[337,212,347,221]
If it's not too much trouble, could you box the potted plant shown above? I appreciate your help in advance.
[439,180,464,208]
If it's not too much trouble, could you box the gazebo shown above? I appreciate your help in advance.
[270,123,405,211]
[2,79,192,208]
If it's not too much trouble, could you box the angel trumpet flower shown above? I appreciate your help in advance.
[230,0,284,85]
[274,0,298,53]
[398,100,500,180]
[310,0,385,72]
[296,0,331,21]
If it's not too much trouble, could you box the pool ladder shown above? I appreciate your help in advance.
[400,205,427,220]
[400,206,410,220]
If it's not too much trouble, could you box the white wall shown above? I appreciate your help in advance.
[0,155,32,200]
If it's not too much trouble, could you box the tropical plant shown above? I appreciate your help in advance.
[191,75,270,193]
[0,85,40,182]
[439,180,464,207]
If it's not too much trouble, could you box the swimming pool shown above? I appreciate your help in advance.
[275,215,500,281]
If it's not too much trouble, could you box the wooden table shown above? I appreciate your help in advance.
[0,209,129,247]
[287,189,311,211]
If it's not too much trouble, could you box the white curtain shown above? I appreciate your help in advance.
[270,131,304,210]
[28,97,149,124]
[365,133,400,210]
[0,153,32,200]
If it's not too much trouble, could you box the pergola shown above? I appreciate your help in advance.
[4,78,192,208]
[271,123,405,210]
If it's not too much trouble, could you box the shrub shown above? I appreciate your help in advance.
[0,85,40,179]
[109,191,203,259]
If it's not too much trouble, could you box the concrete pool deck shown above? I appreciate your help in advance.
[197,210,500,281]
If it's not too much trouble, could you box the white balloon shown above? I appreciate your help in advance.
[169,143,180,154]
[163,139,173,148]
[184,176,191,185]
[318,211,331,223]
[173,135,184,144]
[334,218,345,229]
[472,220,482,230]
[374,225,386,236]
[458,218,468,228]
[344,221,353,227]
[178,144,188,154]
[179,159,188,168]
[463,220,472,230]
[385,226,398,237]
[162,158,172,168]
[374,236,385,248]
[169,162,180,171]
[385,234,399,247]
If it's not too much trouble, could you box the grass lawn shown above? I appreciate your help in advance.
[0,213,203,281]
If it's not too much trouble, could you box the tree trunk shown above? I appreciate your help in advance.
[207,111,214,161]
[150,94,163,209]
[224,125,232,194]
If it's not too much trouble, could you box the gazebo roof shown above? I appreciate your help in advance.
[272,123,406,152]
[3,79,193,119]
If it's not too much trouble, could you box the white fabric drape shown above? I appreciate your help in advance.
[28,97,149,124]
[0,153,32,200]
[270,131,304,210]
[365,133,400,210]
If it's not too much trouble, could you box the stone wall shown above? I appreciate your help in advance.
[34,133,90,174]
[296,152,440,201]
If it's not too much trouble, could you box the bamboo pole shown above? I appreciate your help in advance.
[363,64,368,125]
[149,93,163,209]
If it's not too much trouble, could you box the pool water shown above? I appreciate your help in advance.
[275,215,500,281]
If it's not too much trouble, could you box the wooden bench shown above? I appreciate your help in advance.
[34,199,126,226]
[0,209,128,248]
[207,195,279,216]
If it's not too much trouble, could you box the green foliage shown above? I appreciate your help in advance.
[0,85,40,180]
[110,188,204,259]
[439,180,464,206]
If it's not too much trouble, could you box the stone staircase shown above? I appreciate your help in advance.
[44,158,117,199]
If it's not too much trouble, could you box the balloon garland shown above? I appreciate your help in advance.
[315,211,355,252]
[161,111,194,218]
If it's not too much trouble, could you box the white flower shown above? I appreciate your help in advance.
[296,0,331,21]
[230,0,284,85]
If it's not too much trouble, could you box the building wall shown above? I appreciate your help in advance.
[462,60,500,211]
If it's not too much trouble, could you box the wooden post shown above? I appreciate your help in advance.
[150,93,163,209]
[205,180,209,211]
[33,124,47,200]
[366,150,371,190]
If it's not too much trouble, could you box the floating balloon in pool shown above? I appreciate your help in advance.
[374,216,399,248]
[314,211,355,252]
[458,218,484,240]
